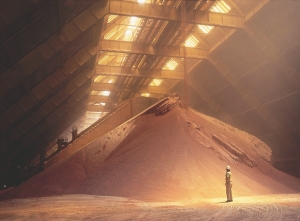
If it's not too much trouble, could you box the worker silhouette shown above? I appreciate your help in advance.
[225,165,233,202]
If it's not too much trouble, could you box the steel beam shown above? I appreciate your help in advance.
[87,105,111,112]
[92,82,169,94]
[95,65,184,79]
[89,95,117,103]
[98,40,209,59]
[108,0,244,29]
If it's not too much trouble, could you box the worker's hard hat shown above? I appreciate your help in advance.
[226,165,230,170]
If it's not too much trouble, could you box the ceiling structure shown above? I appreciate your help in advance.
[1,0,300,187]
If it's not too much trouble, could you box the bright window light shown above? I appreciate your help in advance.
[100,91,110,96]
[124,30,133,41]
[184,34,199,47]
[94,76,105,82]
[198,25,214,34]
[91,91,99,95]
[95,102,106,106]
[107,15,118,23]
[104,26,118,39]
[141,93,150,97]
[137,0,151,3]
[130,17,138,25]
[163,59,178,70]
[209,0,231,13]
[98,53,127,66]
[149,79,162,86]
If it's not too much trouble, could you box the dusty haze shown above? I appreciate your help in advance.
[2,95,300,202]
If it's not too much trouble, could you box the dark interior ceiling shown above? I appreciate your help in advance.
[1,0,300,187]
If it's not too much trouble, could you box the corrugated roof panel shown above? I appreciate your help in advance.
[61,21,82,42]
[63,58,80,75]
[55,105,69,117]
[18,118,34,134]
[5,6,58,62]
[1,68,27,89]
[27,128,41,142]
[90,1,108,19]
[54,106,66,118]
[57,90,68,101]
[53,69,67,83]
[18,49,46,74]
[40,100,56,115]
[20,135,31,147]
[0,0,32,24]
[29,111,43,124]
[37,43,55,60]
[37,122,49,134]
[0,136,11,154]
[74,101,85,112]
[45,112,59,126]
[18,95,37,111]
[47,34,66,52]
[85,42,99,55]
[5,103,26,123]
[73,73,88,87]
[58,104,69,116]
[51,94,63,106]
[9,128,23,143]
[31,81,52,100]
[73,90,85,101]
[65,81,78,95]
[0,115,11,132]
[66,97,77,108]
[73,9,97,32]
[73,48,92,66]
[47,75,60,88]
[0,80,8,98]
[84,69,94,78]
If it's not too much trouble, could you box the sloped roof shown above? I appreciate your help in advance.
[1,0,300,187]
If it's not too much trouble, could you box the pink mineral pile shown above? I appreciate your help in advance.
[2,95,300,202]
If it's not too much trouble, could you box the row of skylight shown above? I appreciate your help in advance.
[93,0,231,104]
[136,0,231,12]
[105,0,230,42]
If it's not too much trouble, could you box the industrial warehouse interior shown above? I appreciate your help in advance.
[1,0,300,220]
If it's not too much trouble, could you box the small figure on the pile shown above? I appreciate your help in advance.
[225,165,233,202]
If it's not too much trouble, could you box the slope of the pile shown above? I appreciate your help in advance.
[2,97,300,201]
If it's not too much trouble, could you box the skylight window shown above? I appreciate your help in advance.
[137,0,151,3]
[97,53,127,66]
[104,26,118,39]
[106,78,115,83]
[94,102,106,106]
[184,34,199,47]
[100,91,110,96]
[163,59,178,70]
[209,0,231,13]
[141,93,150,97]
[124,30,133,41]
[198,25,214,34]
[107,15,118,23]
[97,54,114,65]
[130,17,138,25]
[94,76,105,82]
[149,79,162,86]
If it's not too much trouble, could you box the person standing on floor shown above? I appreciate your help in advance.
[225,165,233,202]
